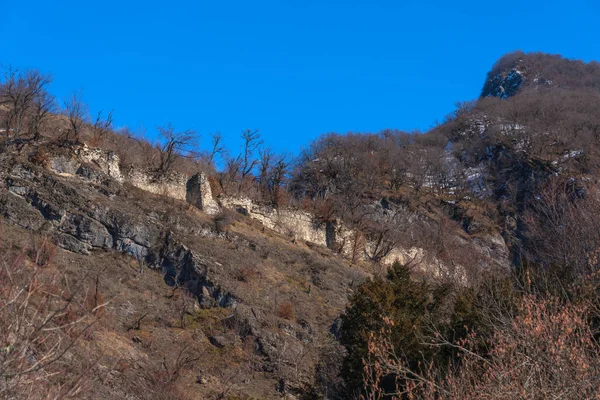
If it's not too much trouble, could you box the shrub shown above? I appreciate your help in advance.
[360,294,600,399]
[339,261,500,397]
[27,236,57,267]
[28,148,50,167]
[278,302,294,320]
[235,265,260,282]
[0,237,99,398]
[214,209,239,233]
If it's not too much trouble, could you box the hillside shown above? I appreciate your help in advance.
[0,139,370,399]
[481,51,600,97]
[2,51,600,399]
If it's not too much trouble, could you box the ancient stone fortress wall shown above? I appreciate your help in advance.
[47,145,432,267]
[49,144,215,210]
[219,196,328,246]
[217,196,427,266]
[186,173,220,215]
[125,168,187,201]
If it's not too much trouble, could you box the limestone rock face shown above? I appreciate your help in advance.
[77,145,124,182]
[39,142,512,271]
[0,146,235,309]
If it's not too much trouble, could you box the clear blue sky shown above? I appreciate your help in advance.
[2,0,599,155]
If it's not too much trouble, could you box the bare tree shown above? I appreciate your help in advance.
[91,109,113,145]
[1,67,52,136]
[258,147,275,196]
[364,204,414,263]
[155,124,197,178]
[62,92,89,143]
[28,88,56,140]
[236,129,262,191]
[207,132,226,165]
[269,153,292,206]
[221,156,243,193]
[258,148,292,206]
[387,150,409,190]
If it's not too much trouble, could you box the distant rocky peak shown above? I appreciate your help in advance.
[480,52,526,98]
[481,68,524,98]
[481,51,600,98]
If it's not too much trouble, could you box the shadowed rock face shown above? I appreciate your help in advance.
[0,144,234,311]
[482,69,524,98]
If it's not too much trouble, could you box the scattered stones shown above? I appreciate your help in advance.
[131,336,142,344]
[209,334,235,348]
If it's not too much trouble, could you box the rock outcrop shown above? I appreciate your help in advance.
[482,68,524,98]
[40,144,510,273]
[219,196,510,271]
[1,148,234,310]
[126,168,188,201]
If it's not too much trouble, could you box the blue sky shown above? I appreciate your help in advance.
[2,0,599,155]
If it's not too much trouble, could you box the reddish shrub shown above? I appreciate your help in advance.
[278,302,294,320]
[28,149,50,167]
[235,265,260,282]
[28,236,57,267]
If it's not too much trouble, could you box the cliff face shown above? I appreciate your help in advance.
[481,68,524,98]
[35,142,508,275]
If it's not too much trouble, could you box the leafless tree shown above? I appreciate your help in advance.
[91,109,113,145]
[219,129,263,195]
[207,132,226,165]
[221,156,242,193]
[258,148,292,206]
[269,153,292,206]
[155,124,197,178]
[238,128,262,192]
[387,150,409,190]
[28,88,56,140]
[0,67,52,136]
[258,147,275,191]
[62,92,89,143]
[364,204,414,263]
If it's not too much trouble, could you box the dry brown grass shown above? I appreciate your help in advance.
[0,225,103,399]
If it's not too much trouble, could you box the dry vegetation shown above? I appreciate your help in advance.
[0,215,362,399]
[361,295,600,399]
[2,52,600,399]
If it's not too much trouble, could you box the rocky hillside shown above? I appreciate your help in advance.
[0,138,375,399]
[481,51,600,97]
[2,51,600,399]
